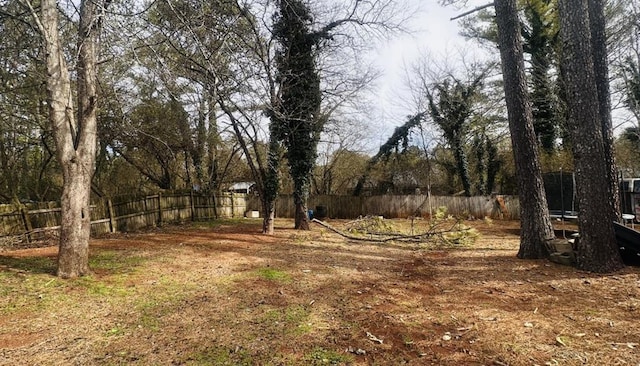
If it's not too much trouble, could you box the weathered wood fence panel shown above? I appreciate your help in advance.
[247,195,520,220]
[192,194,217,220]
[162,194,191,223]
[214,193,247,218]
[0,192,247,241]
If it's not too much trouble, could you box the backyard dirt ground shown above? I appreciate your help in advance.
[0,218,639,365]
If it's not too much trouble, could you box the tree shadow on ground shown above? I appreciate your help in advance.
[0,255,57,275]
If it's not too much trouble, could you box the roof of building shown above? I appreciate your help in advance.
[228,182,255,191]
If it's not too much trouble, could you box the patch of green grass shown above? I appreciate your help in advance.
[105,325,125,337]
[133,276,193,331]
[304,347,354,365]
[260,305,311,335]
[255,267,291,283]
[0,255,56,274]
[285,305,312,334]
[255,267,289,281]
[89,250,145,273]
[135,297,167,331]
[263,354,298,366]
[0,273,72,315]
[193,218,259,229]
[185,346,253,365]
[285,305,308,323]
[262,309,281,322]
[0,272,14,297]
[74,276,132,297]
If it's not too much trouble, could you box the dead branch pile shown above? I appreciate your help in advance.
[0,231,58,252]
[312,215,478,245]
[344,215,397,236]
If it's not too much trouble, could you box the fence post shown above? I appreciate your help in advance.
[213,193,219,219]
[190,190,195,221]
[20,206,33,243]
[231,192,235,218]
[157,193,163,227]
[107,199,117,233]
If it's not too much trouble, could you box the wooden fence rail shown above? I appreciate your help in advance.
[0,192,247,242]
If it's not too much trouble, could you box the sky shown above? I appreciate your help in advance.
[366,0,493,148]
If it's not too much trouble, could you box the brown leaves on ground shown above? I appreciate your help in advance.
[0,219,639,365]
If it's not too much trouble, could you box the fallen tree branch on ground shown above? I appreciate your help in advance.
[312,218,388,242]
[311,218,475,244]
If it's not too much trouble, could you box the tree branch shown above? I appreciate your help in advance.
[450,2,495,21]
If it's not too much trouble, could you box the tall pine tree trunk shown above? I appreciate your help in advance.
[558,0,623,272]
[588,0,620,223]
[494,0,555,259]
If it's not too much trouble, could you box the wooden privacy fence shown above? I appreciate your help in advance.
[0,192,247,242]
[1,193,518,243]
[247,194,520,220]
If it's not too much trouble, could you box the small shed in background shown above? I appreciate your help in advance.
[228,182,256,194]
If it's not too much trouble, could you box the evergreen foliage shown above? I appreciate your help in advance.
[460,0,563,151]
[522,0,560,151]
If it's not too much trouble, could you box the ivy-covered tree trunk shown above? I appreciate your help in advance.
[472,133,488,195]
[261,190,277,235]
[494,0,555,259]
[451,136,472,196]
[486,139,501,195]
[273,0,322,230]
[293,180,310,230]
[426,79,480,197]
[289,140,315,229]
[558,0,623,272]
[206,95,221,193]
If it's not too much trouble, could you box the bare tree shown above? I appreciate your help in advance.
[0,1,57,203]
[21,0,109,277]
[313,114,374,195]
